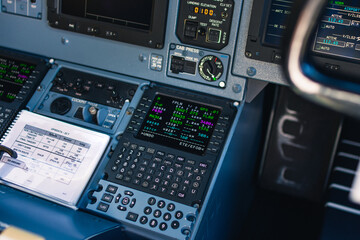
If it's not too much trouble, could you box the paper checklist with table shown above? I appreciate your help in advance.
[0,110,110,208]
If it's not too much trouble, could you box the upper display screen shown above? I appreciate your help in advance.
[61,0,153,30]
[48,0,168,49]
[0,57,35,103]
[312,0,360,61]
[263,0,293,47]
[137,94,221,155]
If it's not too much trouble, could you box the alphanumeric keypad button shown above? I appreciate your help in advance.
[106,185,118,194]
[101,193,113,203]
[157,200,165,208]
[140,216,148,224]
[150,184,158,191]
[142,181,149,188]
[154,209,162,218]
[144,206,152,215]
[126,212,138,222]
[97,202,109,212]
[148,197,156,205]
[175,211,183,219]
[133,178,141,185]
[167,203,175,212]
[171,220,180,229]
[163,213,172,221]
[149,219,158,228]
[159,222,168,231]
[190,189,198,195]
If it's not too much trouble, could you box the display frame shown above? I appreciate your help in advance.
[47,0,169,49]
[245,0,294,64]
[136,93,222,156]
[309,0,360,82]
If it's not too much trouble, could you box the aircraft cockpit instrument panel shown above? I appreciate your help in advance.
[1,0,360,239]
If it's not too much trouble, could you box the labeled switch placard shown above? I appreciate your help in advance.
[176,0,234,50]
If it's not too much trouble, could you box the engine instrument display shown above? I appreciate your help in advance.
[136,94,221,155]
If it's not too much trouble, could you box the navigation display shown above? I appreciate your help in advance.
[313,0,360,61]
[0,57,35,103]
[137,94,221,155]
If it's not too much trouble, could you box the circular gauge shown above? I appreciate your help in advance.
[198,55,223,81]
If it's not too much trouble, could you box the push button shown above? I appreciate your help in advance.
[126,212,139,222]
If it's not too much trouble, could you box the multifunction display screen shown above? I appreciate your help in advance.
[0,57,35,103]
[137,94,221,155]
[313,0,360,61]
[61,0,153,30]
[263,0,293,47]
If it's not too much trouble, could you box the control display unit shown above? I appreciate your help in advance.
[103,84,236,207]
[245,0,293,63]
[176,0,234,50]
[136,94,221,156]
[0,48,49,137]
[47,0,168,49]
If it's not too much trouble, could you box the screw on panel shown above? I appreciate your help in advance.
[170,44,176,50]
[245,51,252,58]
[139,54,146,62]
[219,81,226,88]
[61,37,69,45]
[232,84,242,93]
[199,51,204,57]
[36,85,43,92]
[246,67,257,77]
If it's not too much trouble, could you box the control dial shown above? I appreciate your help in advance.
[198,55,223,81]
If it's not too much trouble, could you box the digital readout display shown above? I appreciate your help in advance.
[137,94,221,155]
[0,57,35,103]
[313,0,360,61]
[61,0,153,30]
[193,7,215,16]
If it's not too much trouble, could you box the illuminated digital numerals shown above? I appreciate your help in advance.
[6,93,16,100]
[172,113,185,119]
[170,119,183,125]
[198,126,209,132]
[149,114,162,120]
[146,120,159,126]
[198,133,209,138]
[194,6,214,16]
